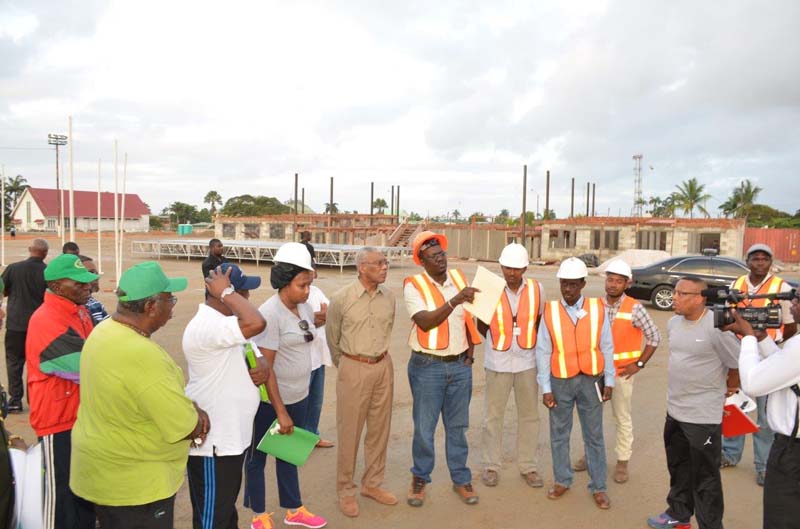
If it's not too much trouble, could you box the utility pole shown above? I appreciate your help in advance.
[293,173,298,241]
[570,177,575,217]
[68,116,75,242]
[521,165,527,240]
[370,181,374,226]
[592,183,596,217]
[301,187,305,216]
[586,182,590,216]
[390,185,395,218]
[396,186,400,222]
[545,170,550,218]
[632,154,643,217]
[47,133,68,237]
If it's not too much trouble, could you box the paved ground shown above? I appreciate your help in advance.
[2,233,787,528]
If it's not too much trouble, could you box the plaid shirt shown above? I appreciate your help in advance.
[604,294,661,347]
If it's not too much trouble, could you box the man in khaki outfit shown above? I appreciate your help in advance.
[326,247,397,518]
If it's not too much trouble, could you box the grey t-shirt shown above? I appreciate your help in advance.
[255,295,315,405]
[666,310,740,424]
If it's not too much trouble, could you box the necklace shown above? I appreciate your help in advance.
[683,308,707,327]
[112,317,150,338]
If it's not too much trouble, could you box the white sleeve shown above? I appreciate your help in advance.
[404,281,427,318]
[183,313,246,357]
[780,282,795,324]
[740,335,800,397]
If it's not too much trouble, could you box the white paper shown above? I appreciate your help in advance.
[726,390,757,413]
[462,265,507,324]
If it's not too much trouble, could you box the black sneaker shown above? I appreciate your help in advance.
[7,402,23,414]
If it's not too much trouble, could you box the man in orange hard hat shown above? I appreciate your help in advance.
[404,231,482,507]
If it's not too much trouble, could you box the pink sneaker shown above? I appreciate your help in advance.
[251,512,275,529]
[284,506,327,528]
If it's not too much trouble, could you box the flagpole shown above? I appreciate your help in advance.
[1,164,5,267]
[68,116,75,242]
[113,140,119,284]
[119,153,127,276]
[97,159,102,274]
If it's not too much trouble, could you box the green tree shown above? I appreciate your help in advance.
[407,211,422,222]
[324,202,339,214]
[163,202,201,224]
[203,190,223,215]
[673,178,711,218]
[451,209,461,222]
[220,195,291,217]
[647,194,678,217]
[4,174,29,222]
[469,212,487,223]
[718,179,762,219]
[149,215,164,230]
[495,208,510,224]
[542,208,556,220]
[372,198,388,214]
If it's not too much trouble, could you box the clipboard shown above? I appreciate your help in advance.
[256,419,320,466]
[722,404,759,437]
[462,266,507,324]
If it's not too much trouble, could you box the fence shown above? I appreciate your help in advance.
[744,227,800,263]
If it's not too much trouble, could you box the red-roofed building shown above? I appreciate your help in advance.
[11,188,151,233]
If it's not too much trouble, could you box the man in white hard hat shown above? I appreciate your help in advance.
[573,259,660,483]
[720,243,796,486]
[476,243,545,489]
[535,257,615,509]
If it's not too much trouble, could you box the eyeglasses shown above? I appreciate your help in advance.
[364,260,389,267]
[423,250,447,262]
[673,290,701,297]
[298,319,315,343]
[158,295,178,306]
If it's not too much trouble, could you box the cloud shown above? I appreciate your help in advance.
[0,0,798,219]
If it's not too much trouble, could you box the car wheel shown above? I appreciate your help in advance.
[651,285,674,311]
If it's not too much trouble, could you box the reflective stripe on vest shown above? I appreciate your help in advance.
[733,275,785,340]
[544,298,605,379]
[489,279,540,351]
[609,295,644,372]
[404,269,482,350]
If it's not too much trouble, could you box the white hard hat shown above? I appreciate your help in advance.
[498,243,529,268]
[605,259,632,279]
[274,242,313,270]
[556,257,588,279]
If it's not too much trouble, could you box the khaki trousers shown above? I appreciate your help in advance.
[610,373,635,461]
[336,355,394,498]
[480,367,540,474]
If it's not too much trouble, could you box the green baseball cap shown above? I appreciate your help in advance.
[44,254,100,283]
[117,261,188,301]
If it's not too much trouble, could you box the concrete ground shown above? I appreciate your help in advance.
[2,233,782,528]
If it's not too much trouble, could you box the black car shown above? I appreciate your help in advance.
[625,254,750,310]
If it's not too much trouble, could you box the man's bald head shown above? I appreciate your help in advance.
[29,239,49,259]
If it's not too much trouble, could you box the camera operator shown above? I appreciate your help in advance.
[725,291,800,529]
[721,244,797,485]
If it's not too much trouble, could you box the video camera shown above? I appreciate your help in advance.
[704,287,796,330]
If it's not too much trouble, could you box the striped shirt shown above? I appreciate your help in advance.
[604,294,661,348]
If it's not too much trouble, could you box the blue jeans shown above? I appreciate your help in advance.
[407,352,472,485]
[721,394,773,472]
[305,366,325,435]
[243,398,308,512]
[548,374,607,492]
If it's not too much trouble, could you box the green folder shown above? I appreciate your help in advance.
[244,342,270,402]
[256,419,320,467]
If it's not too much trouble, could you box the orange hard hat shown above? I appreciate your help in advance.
[412,231,448,266]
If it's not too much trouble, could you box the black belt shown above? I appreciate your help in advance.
[775,433,800,444]
[412,350,467,363]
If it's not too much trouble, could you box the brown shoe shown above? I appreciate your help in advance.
[407,476,426,507]
[521,471,544,488]
[613,460,629,484]
[453,483,479,505]
[361,487,398,505]
[481,468,498,487]
[546,484,569,500]
[339,495,359,517]
[573,456,587,472]
[315,438,334,448]
[593,491,611,510]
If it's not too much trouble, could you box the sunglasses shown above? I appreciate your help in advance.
[298,319,315,343]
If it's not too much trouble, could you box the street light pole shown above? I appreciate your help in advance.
[48,133,67,238]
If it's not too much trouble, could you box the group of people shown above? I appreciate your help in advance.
[1,232,799,529]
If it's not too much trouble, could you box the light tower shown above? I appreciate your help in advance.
[632,154,643,217]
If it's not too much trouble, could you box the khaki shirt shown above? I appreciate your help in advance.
[326,279,396,366]
[403,270,469,357]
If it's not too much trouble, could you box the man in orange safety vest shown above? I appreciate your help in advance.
[403,231,482,508]
[535,257,615,510]
[476,243,546,489]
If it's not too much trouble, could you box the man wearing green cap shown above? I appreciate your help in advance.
[71,261,210,529]
[26,253,99,529]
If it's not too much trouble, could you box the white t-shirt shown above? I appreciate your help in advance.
[183,303,261,457]
[307,285,332,370]
[254,295,315,405]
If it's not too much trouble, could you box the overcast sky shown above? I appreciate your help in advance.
[1,1,798,218]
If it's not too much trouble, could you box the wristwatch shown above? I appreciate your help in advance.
[635,360,645,369]
[220,286,235,302]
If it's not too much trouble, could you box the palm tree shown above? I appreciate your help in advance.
[372,198,388,214]
[6,174,29,209]
[451,209,461,222]
[324,202,339,214]
[673,178,711,218]
[203,190,222,215]
[719,179,762,219]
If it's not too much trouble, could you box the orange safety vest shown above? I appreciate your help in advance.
[606,295,644,375]
[405,269,483,350]
[543,298,605,379]
[732,275,785,340]
[489,278,541,351]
